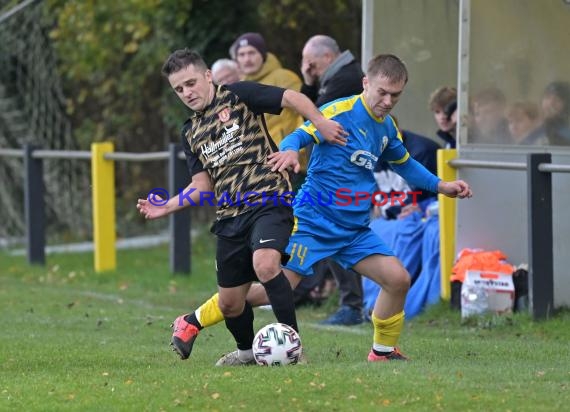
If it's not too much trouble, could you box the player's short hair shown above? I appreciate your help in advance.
[161,48,208,77]
[429,86,457,111]
[366,54,408,84]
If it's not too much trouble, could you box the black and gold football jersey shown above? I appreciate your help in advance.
[182,82,293,219]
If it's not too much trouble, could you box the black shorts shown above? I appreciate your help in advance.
[211,204,294,288]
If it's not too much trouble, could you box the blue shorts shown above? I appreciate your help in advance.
[284,204,394,276]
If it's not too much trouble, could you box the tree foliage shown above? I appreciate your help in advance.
[45,0,361,152]
[258,0,362,72]
[46,0,260,151]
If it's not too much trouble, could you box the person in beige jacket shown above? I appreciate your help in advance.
[232,33,307,179]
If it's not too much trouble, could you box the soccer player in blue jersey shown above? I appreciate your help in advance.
[171,54,472,364]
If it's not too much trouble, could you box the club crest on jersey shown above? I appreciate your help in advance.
[381,136,389,152]
[218,108,231,123]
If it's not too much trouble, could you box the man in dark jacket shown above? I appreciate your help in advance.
[300,35,364,107]
[296,35,367,325]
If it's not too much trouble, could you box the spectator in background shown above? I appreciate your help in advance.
[428,86,457,149]
[471,87,511,144]
[231,32,307,185]
[211,58,241,85]
[506,101,546,145]
[541,81,570,146]
[232,32,303,144]
[300,35,364,107]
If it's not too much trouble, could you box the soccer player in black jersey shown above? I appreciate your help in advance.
[137,49,347,365]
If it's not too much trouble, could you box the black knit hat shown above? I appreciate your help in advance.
[233,32,267,61]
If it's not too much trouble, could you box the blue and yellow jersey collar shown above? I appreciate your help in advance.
[359,94,386,123]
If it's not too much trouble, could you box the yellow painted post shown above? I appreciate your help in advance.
[91,142,116,272]
[437,149,457,300]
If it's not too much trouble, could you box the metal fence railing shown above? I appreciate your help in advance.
[0,143,191,275]
[3,145,568,319]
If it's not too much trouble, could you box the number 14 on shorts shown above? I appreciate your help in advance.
[289,243,308,266]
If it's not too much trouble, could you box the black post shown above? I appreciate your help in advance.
[527,153,553,320]
[168,143,191,274]
[23,144,45,265]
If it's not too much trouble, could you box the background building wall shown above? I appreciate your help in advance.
[366,0,459,138]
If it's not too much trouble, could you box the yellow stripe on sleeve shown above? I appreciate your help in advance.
[300,124,321,143]
[300,96,359,143]
[386,115,407,164]
[395,129,403,142]
[388,115,404,142]
[389,151,410,165]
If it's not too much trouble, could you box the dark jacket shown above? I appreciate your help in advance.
[436,129,456,149]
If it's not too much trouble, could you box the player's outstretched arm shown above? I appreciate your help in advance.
[281,89,348,145]
[136,171,212,220]
[437,180,473,199]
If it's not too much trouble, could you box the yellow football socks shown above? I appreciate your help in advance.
[371,310,405,348]
[195,293,223,328]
